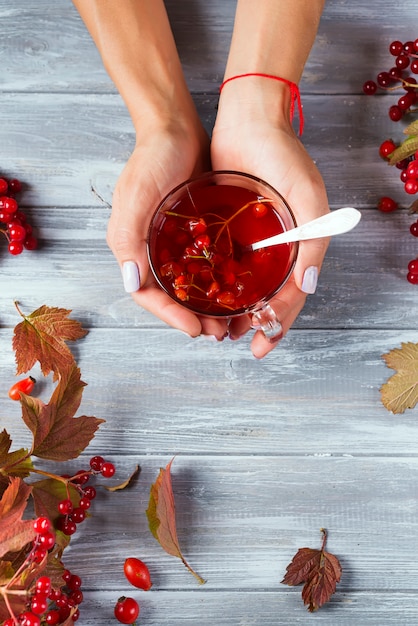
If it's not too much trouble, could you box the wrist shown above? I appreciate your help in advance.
[216,76,296,134]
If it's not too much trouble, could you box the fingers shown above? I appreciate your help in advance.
[250,279,307,359]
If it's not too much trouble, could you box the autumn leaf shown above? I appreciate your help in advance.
[0,429,33,478]
[380,342,418,413]
[20,364,105,461]
[104,464,140,492]
[146,458,205,584]
[13,302,88,379]
[32,478,80,525]
[281,529,342,612]
[0,477,36,558]
[388,120,418,165]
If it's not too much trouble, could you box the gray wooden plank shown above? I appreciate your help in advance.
[0,92,412,207]
[2,328,417,455]
[0,209,416,330]
[49,590,418,626]
[1,0,418,95]
[13,455,418,594]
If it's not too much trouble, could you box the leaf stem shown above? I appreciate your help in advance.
[181,557,206,585]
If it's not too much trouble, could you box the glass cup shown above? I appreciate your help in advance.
[147,170,298,340]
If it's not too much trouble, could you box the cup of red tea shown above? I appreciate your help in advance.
[147,171,298,339]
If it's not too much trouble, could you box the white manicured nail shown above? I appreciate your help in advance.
[122,261,140,293]
[301,266,318,294]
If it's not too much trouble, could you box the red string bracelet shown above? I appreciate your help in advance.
[219,72,304,135]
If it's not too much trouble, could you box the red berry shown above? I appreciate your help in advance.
[68,574,82,591]
[405,180,418,195]
[407,259,418,274]
[186,217,207,236]
[124,557,153,591]
[70,507,86,524]
[0,178,8,194]
[58,498,73,514]
[252,202,269,218]
[389,105,402,121]
[33,516,51,534]
[8,178,21,193]
[406,161,418,179]
[82,486,97,500]
[8,376,36,400]
[410,221,418,237]
[89,455,105,471]
[362,80,377,94]
[45,610,61,625]
[407,271,418,284]
[377,197,398,213]
[396,53,410,70]
[38,530,56,550]
[31,595,48,615]
[19,612,41,626]
[24,234,38,250]
[378,139,397,159]
[389,40,403,56]
[35,575,52,595]
[78,497,91,510]
[114,597,140,625]
[101,461,116,478]
[0,196,18,214]
[8,240,24,255]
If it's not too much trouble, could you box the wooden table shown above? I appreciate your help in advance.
[1,1,417,624]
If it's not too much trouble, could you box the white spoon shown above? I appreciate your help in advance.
[251,207,361,251]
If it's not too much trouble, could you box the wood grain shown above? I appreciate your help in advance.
[1,0,418,624]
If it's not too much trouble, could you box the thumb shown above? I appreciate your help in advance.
[107,196,151,295]
[293,236,330,295]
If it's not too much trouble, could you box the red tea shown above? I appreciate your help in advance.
[148,177,297,316]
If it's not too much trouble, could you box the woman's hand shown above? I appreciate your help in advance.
[212,103,329,358]
[108,120,229,341]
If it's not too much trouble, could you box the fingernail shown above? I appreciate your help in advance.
[122,261,140,293]
[301,265,318,294]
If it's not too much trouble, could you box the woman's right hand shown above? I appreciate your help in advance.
[107,119,229,341]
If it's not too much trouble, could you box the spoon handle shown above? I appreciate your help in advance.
[251,207,361,250]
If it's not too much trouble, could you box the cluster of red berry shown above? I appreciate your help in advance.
[363,38,418,121]
[55,456,115,537]
[2,456,116,626]
[0,176,37,255]
[363,38,418,284]
[2,516,82,625]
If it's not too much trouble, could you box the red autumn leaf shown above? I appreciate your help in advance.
[19,364,104,461]
[32,478,80,526]
[281,529,342,612]
[12,302,88,380]
[0,477,36,558]
[0,429,33,478]
[146,457,205,584]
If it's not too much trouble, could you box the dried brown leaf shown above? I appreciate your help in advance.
[20,364,104,461]
[0,478,36,558]
[281,529,342,612]
[380,342,418,413]
[13,303,88,380]
[146,458,205,584]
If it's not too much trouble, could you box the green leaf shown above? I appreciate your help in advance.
[388,136,418,165]
[403,119,418,136]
